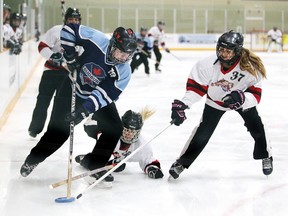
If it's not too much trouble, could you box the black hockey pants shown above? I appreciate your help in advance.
[153,45,162,70]
[79,102,123,170]
[130,52,150,74]
[177,104,270,168]
[28,69,68,134]
[25,79,123,170]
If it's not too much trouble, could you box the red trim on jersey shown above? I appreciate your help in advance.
[44,61,66,70]
[38,41,50,53]
[186,78,208,96]
[144,160,161,173]
[220,57,240,74]
[246,85,262,103]
[207,94,225,106]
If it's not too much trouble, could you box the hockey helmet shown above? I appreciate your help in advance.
[140,26,148,36]
[64,7,81,23]
[120,110,143,144]
[108,27,137,64]
[3,3,11,12]
[157,20,165,30]
[216,30,243,65]
[10,12,21,28]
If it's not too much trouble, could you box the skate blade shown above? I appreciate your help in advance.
[167,175,174,182]
[84,175,113,188]
[95,181,113,189]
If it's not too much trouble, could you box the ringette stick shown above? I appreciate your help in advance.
[55,69,77,203]
[76,120,175,199]
[50,164,114,189]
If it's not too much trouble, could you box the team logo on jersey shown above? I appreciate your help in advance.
[80,62,106,88]
[211,78,233,92]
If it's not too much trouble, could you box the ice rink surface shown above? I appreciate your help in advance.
[0,50,288,216]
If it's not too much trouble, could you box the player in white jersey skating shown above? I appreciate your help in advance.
[28,7,81,138]
[267,27,283,52]
[147,21,170,72]
[169,30,273,180]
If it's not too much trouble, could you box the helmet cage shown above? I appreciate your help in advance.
[120,127,141,144]
[120,110,143,144]
[216,31,243,65]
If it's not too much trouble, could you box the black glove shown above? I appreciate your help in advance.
[171,99,188,126]
[12,42,22,55]
[222,90,245,110]
[146,165,164,179]
[50,52,64,66]
[65,106,89,125]
[63,52,81,72]
[165,48,170,53]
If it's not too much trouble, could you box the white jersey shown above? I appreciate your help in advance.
[3,24,13,40]
[181,54,263,111]
[267,29,282,42]
[147,26,166,47]
[39,25,83,70]
[38,25,63,60]
[3,24,23,43]
[112,135,156,172]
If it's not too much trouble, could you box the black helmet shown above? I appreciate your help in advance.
[140,26,147,32]
[120,110,143,144]
[157,20,165,26]
[3,3,11,12]
[10,12,21,21]
[108,27,137,63]
[10,12,21,28]
[216,30,244,65]
[64,7,81,23]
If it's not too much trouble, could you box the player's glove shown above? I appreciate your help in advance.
[165,48,170,53]
[145,161,164,179]
[171,99,188,126]
[222,90,245,110]
[65,106,89,125]
[12,42,22,55]
[50,52,64,66]
[63,52,81,72]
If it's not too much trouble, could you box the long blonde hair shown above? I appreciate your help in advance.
[140,106,156,121]
[239,47,267,79]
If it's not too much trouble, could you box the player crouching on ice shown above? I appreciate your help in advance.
[75,107,164,182]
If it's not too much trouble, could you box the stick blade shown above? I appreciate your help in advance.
[55,197,75,203]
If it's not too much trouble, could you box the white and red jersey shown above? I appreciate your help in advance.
[147,26,166,48]
[181,54,264,111]
[112,135,159,173]
[38,25,65,70]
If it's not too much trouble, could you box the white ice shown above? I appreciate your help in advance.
[0,51,288,216]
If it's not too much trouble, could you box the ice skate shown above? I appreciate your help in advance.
[75,154,114,183]
[75,154,85,164]
[155,67,162,73]
[28,131,37,138]
[168,161,184,180]
[20,161,39,177]
[262,156,273,176]
[84,170,114,188]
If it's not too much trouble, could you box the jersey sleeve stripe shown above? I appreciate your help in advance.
[186,78,208,96]
[245,85,262,103]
